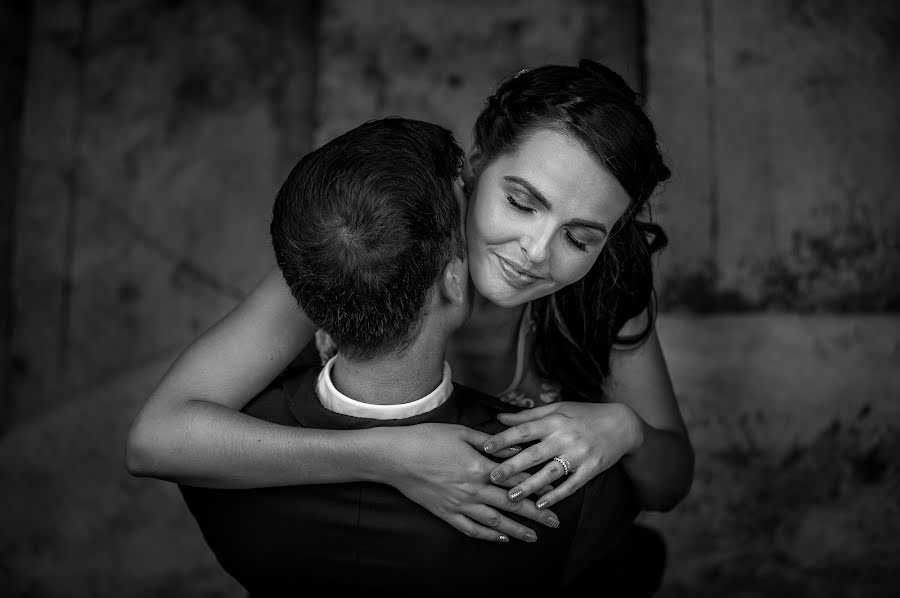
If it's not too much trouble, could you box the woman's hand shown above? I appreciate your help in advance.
[482,402,644,509]
[379,423,562,543]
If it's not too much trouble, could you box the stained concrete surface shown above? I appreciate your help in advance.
[315,0,640,149]
[648,0,900,310]
[11,0,317,425]
[0,353,242,597]
[648,314,900,597]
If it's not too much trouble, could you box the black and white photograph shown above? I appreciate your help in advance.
[1,0,898,596]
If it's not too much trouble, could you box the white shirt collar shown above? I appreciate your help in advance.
[315,355,454,420]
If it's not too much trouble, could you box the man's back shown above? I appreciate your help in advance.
[181,361,636,596]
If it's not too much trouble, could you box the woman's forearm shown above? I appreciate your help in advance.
[620,415,694,512]
[126,399,388,488]
[125,265,346,487]
[607,325,694,511]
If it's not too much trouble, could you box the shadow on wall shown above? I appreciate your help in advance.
[0,353,241,597]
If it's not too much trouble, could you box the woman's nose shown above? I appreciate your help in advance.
[520,227,551,263]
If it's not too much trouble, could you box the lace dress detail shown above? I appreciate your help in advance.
[496,303,562,408]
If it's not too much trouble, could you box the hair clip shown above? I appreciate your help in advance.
[514,68,529,79]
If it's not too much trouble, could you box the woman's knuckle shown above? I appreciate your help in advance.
[516,423,532,439]
[468,461,488,478]
[460,483,479,499]
[561,430,580,444]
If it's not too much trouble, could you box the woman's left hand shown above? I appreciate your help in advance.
[483,401,645,509]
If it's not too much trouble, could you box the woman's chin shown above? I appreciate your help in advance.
[488,294,527,308]
[474,281,550,308]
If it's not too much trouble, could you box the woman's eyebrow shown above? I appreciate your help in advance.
[569,219,608,235]
[504,175,608,234]
[504,175,552,209]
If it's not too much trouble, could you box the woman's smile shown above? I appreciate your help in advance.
[493,252,546,289]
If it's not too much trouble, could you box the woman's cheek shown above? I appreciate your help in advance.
[473,203,504,246]
[464,204,481,251]
[555,252,597,287]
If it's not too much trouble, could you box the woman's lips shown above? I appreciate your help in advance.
[494,253,544,289]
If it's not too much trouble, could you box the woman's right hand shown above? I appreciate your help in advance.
[377,423,561,543]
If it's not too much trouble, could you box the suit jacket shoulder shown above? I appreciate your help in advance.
[180,363,636,596]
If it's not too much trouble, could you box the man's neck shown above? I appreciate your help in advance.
[330,332,448,406]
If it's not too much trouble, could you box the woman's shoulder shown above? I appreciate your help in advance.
[618,309,651,336]
[612,309,652,351]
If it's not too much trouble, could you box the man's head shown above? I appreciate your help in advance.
[271,117,468,360]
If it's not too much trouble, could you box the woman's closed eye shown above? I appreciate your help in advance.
[506,194,535,213]
[507,194,591,252]
[565,229,588,252]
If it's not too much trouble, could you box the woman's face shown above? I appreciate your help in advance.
[466,129,631,308]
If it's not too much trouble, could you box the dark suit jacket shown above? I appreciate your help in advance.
[180,361,637,596]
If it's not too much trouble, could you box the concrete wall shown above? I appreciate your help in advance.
[3,1,899,597]
[315,0,641,149]
[649,314,900,596]
[10,0,318,425]
[649,0,900,311]
[0,0,31,431]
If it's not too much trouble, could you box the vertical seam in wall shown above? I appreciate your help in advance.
[1,1,34,434]
[311,0,322,147]
[702,0,719,272]
[636,0,648,97]
[765,94,776,261]
[298,0,321,172]
[58,0,92,375]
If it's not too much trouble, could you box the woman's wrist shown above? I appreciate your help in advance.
[352,426,405,485]
[618,403,647,456]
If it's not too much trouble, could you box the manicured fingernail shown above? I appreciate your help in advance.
[490,470,503,482]
[508,445,522,452]
[509,488,524,501]
[483,441,495,453]
[498,534,509,543]
[524,532,537,543]
[547,516,559,528]
[536,500,549,509]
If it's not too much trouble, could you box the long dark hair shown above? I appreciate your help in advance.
[471,59,670,400]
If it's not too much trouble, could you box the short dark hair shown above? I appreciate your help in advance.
[271,118,465,360]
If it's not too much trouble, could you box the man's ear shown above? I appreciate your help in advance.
[439,257,466,305]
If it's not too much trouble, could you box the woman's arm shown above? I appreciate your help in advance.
[126,266,559,541]
[126,266,322,486]
[603,324,694,511]
[481,316,694,512]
